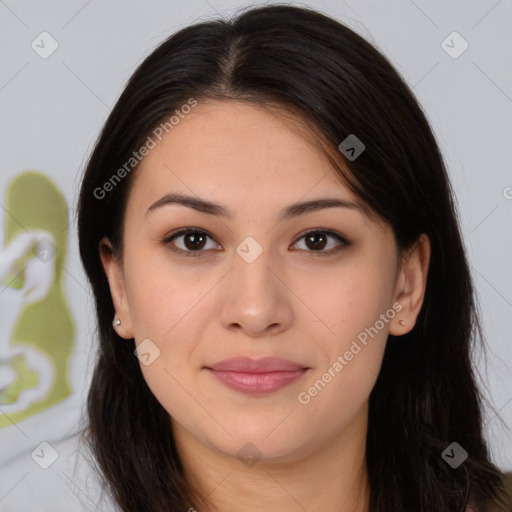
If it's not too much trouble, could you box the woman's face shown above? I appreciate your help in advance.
[102,100,427,465]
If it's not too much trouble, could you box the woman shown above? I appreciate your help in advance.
[77,4,512,511]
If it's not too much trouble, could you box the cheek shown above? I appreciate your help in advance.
[123,244,215,395]
[298,252,396,404]
[303,256,396,341]
[123,244,210,339]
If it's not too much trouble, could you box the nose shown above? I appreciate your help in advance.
[218,240,293,338]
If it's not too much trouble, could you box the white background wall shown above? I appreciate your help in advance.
[1,0,511,508]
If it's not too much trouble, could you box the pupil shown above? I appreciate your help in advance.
[307,233,326,250]
[185,233,205,250]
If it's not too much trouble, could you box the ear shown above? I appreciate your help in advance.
[389,233,431,336]
[99,237,134,339]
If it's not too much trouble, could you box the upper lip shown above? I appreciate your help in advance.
[205,356,309,373]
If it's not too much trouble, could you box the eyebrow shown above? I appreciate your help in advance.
[146,192,362,222]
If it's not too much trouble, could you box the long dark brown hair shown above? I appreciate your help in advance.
[77,4,512,511]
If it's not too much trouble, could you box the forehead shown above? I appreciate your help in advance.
[117,101,392,239]
[132,100,353,198]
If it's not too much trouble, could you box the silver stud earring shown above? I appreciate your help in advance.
[113,318,121,326]
[399,319,406,326]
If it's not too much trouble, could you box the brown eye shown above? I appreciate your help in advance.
[292,230,349,256]
[163,227,349,258]
[182,232,207,250]
[163,228,219,257]
[304,232,328,250]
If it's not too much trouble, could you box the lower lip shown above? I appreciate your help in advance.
[206,368,309,395]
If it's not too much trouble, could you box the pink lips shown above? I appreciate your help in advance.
[205,357,310,395]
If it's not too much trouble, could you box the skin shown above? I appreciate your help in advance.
[100,100,431,512]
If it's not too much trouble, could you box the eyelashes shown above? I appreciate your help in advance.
[161,227,350,258]
[162,228,220,257]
